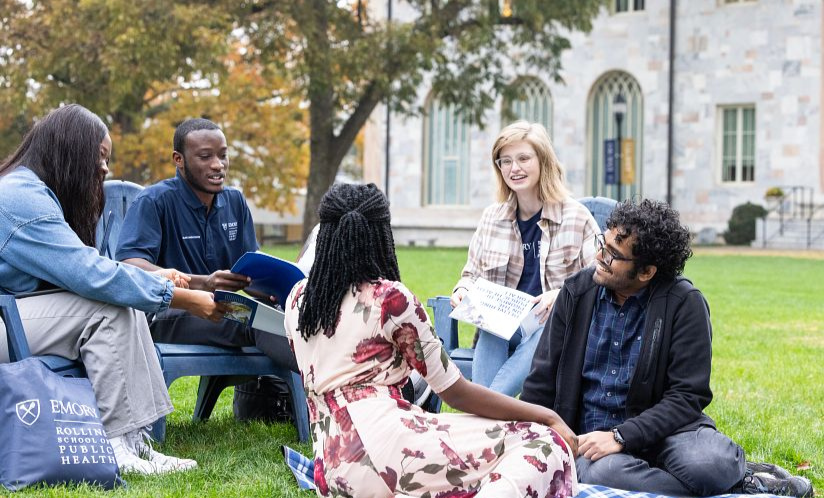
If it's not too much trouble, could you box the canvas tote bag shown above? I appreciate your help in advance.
[0,357,122,491]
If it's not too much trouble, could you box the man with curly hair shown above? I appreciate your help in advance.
[521,199,812,497]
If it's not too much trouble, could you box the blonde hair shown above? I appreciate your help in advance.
[491,121,568,204]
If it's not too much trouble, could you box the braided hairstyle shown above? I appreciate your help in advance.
[297,183,400,339]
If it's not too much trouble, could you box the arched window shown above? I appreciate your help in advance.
[586,71,644,200]
[503,77,553,137]
[423,95,471,206]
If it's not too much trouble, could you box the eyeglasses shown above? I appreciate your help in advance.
[494,153,534,169]
[594,233,638,266]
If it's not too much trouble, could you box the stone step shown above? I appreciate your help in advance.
[760,240,824,250]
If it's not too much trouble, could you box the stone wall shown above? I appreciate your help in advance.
[363,0,822,244]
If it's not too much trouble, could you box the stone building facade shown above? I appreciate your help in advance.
[362,0,823,246]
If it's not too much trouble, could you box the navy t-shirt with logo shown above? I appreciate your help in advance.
[115,171,259,274]
[515,210,543,297]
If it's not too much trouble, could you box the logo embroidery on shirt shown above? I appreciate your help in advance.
[181,235,201,240]
[226,221,238,241]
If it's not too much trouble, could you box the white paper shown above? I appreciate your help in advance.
[449,278,537,340]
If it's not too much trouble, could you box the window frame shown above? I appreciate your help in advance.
[717,104,756,185]
[614,0,645,13]
[502,76,554,139]
[421,95,472,207]
[585,70,644,200]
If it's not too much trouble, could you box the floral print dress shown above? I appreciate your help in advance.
[284,279,577,498]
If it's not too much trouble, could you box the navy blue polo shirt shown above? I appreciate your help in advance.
[115,171,259,274]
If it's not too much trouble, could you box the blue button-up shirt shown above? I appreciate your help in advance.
[115,171,258,274]
[0,167,173,312]
[581,285,649,433]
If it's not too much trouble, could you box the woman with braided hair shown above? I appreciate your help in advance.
[284,183,579,498]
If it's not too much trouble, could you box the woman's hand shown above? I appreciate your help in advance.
[170,289,230,322]
[541,410,578,456]
[532,289,561,324]
[154,268,191,289]
[450,287,468,308]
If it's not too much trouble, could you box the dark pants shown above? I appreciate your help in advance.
[576,426,746,497]
[149,309,299,373]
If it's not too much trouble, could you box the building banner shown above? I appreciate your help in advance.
[604,139,616,185]
[621,138,635,184]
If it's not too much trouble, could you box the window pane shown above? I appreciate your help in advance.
[741,108,756,182]
[424,98,470,205]
[719,106,756,183]
[616,0,628,12]
[634,0,645,10]
[722,109,738,182]
[505,78,553,137]
[587,71,643,199]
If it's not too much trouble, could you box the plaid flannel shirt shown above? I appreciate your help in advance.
[454,196,600,295]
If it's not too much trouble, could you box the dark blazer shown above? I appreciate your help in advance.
[521,267,716,453]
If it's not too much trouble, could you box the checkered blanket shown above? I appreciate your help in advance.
[281,445,779,498]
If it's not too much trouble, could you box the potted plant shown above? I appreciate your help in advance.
[764,186,785,199]
[764,187,785,211]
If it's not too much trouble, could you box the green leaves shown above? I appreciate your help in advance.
[445,467,467,486]
[1,0,604,233]
[420,463,446,474]
[485,425,503,439]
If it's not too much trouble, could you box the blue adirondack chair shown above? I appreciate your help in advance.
[3,180,309,443]
[2,294,32,362]
[428,196,618,391]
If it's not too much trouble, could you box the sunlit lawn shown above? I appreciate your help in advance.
[15,247,822,497]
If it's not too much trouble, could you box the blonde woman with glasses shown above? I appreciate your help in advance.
[451,121,600,396]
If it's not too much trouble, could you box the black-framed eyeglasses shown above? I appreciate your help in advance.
[594,233,638,266]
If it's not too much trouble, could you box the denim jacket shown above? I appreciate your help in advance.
[0,166,173,313]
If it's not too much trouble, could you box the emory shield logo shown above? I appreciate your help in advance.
[16,399,40,426]
[222,223,228,230]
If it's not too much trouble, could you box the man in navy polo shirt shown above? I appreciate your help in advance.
[116,118,297,373]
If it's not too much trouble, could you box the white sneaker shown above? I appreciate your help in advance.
[128,429,198,473]
[109,435,159,475]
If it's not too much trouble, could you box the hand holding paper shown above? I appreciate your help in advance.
[448,278,538,341]
[532,288,561,324]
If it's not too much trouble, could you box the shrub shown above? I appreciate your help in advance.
[764,186,785,198]
[723,202,768,245]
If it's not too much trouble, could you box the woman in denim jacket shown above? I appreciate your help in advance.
[451,121,599,396]
[0,105,228,475]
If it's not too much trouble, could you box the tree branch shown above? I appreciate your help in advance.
[329,81,382,167]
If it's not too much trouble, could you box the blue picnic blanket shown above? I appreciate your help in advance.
[282,446,781,498]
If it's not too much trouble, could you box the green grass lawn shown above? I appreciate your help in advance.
[14,248,822,497]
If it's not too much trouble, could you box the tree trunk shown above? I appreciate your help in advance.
[301,0,334,240]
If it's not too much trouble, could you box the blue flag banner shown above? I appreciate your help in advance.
[604,139,616,185]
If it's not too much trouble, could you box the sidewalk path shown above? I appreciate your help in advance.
[693,246,824,260]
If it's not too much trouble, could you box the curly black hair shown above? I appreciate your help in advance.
[606,199,693,282]
[297,183,400,339]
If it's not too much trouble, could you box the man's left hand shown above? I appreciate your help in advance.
[577,431,623,461]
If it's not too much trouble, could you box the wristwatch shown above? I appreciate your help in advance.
[611,427,626,449]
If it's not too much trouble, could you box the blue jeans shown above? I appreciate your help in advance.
[471,326,542,396]
[575,426,745,496]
